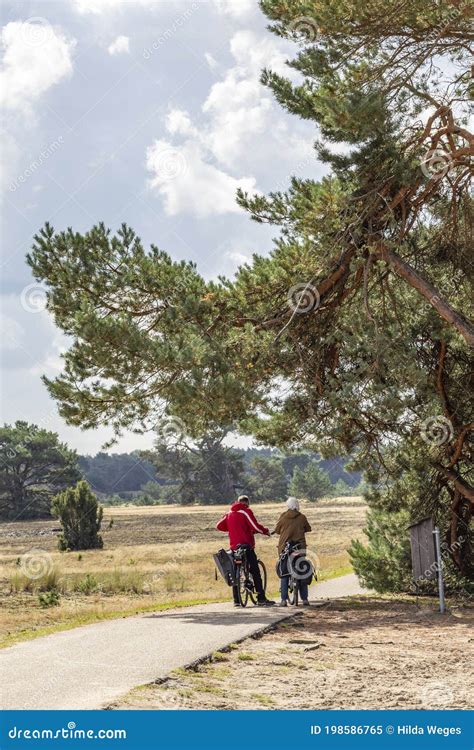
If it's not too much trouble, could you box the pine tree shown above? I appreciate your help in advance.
[0,421,80,520]
[52,480,103,551]
[26,1,473,582]
[289,461,331,501]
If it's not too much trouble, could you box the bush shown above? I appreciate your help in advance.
[52,480,103,551]
[349,509,413,593]
[38,589,60,608]
[77,573,99,594]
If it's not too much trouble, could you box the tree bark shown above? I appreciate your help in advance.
[436,464,474,503]
[375,244,474,347]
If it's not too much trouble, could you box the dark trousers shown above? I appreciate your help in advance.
[232,545,265,603]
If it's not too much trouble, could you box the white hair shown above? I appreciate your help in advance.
[286,496,300,511]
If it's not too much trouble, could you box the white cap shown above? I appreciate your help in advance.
[286,496,299,511]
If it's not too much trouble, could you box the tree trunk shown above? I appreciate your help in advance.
[375,244,474,347]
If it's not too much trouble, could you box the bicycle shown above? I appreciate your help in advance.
[232,545,267,607]
[282,542,314,606]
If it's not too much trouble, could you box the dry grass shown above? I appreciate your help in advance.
[0,497,366,647]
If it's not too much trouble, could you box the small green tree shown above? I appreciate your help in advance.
[247,456,288,501]
[289,461,331,501]
[52,480,103,551]
[349,510,412,593]
[331,478,352,497]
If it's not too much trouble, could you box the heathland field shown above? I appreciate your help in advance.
[0,497,366,647]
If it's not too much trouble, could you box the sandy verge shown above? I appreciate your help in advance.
[113,596,473,710]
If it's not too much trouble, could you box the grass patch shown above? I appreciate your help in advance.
[212,651,229,662]
[251,693,274,706]
[237,652,255,661]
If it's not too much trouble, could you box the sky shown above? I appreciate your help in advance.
[0,0,324,455]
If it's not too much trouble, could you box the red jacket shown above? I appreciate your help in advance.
[216,502,269,550]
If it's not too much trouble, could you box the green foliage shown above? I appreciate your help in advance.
[246,456,288,501]
[289,460,331,501]
[0,421,80,520]
[349,510,412,593]
[52,480,103,551]
[350,438,474,592]
[77,573,99,594]
[38,589,60,608]
[78,452,157,494]
[144,436,244,505]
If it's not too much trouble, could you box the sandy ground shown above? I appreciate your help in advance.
[115,597,473,711]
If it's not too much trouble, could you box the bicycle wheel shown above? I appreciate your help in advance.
[236,563,249,607]
[288,576,298,606]
[258,560,267,594]
[248,559,267,605]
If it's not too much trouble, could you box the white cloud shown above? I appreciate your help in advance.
[212,0,254,19]
[0,20,75,114]
[201,30,297,169]
[165,108,198,137]
[0,313,25,351]
[107,34,130,55]
[145,29,313,217]
[74,0,160,13]
[0,20,74,198]
[146,138,256,218]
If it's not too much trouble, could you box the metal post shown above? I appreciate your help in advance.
[433,527,445,614]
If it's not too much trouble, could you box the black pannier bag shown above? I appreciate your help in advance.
[213,548,235,586]
[275,548,290,578]
[275,542,315,585]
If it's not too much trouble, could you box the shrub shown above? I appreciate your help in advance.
[38,589,60,608]
[77,573,99,594]
[348,509,412,593]
[52,480,103,551]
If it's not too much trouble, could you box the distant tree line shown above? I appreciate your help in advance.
[0,422,363,520]
[90,438,363,506]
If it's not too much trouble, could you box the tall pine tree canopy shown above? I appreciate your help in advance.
[27,0,473,576]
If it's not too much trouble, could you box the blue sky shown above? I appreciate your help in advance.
[0,0,324,454]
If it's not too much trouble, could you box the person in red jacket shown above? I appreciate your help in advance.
[216,495,275,607]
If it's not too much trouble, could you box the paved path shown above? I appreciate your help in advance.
[1,573,366,710]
